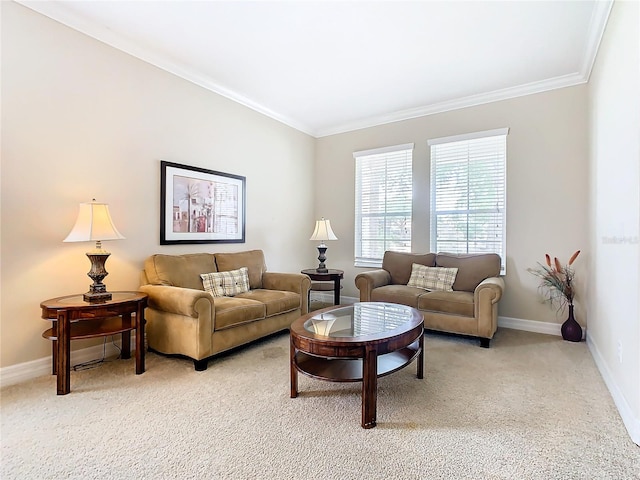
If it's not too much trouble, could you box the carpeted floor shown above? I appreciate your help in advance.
[1,327,639,479]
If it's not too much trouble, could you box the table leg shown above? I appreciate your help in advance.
[290,336,298,398]
[135,304,145,374]
[362,344,378,428]
[417,331,424,379]
[51,337,57,375]
[333,278,340,305]
[121,315,131,360]
[56,310,70,395]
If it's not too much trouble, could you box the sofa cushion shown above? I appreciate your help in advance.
[144,253,216,290]
[435,253,501,292]
[201,267,250,297]
[418,290,474,317]
[407,264,458,292]
[370,284,424,308]
[213,297,266,330]
[382,251,436,285]
[215,250,266,289]
[235,289,300,317]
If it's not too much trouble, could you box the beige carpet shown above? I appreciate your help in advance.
[2,328,639,479]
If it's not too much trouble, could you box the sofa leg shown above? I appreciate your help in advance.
[479,338,490,348]
[194,359,208,371]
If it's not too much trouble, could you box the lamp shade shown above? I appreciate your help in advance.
[63,200,125,243]
[310,313,337,336]
[309,217,337,242]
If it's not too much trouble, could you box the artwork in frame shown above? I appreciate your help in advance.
[160,161,246,244]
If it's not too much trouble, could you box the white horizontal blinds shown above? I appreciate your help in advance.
[429,130,507,271]
[354,143,413,267]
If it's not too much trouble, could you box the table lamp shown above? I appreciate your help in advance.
[63,199,125,302]
[309,217,337,273]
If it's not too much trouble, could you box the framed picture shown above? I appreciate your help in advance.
[160,161,246,244]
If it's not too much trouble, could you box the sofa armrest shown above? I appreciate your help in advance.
[262,272,312,314]
[474,276,505,339]
[355,269,392,302]
[139,284,214,318]
[474,277,504,304]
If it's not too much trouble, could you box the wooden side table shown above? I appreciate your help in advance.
[40,291,148,395]
[301,269,344,305]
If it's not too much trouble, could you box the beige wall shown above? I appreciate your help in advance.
[316,86,589,325]
[587,0,640,441]
[0,2,315,367]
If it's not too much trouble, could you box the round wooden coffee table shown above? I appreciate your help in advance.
[290,302,424,428]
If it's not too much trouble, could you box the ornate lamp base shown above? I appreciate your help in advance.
[316,246,328,273]
[83,252,112,302]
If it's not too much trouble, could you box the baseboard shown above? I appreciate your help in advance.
[498,315,589,339]
[0,337,131,389]
[310,293,358,305]
[587,335,640,446]
[498,315,562,336]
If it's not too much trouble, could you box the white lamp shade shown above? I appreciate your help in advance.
[63,201,125,243]
[309,217,338,242]
[310,313,337,336]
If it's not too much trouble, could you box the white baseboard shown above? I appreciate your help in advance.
[587,336,640,446]
[0,337,131,389]
[499,315,590,339]
[498,315,563,336]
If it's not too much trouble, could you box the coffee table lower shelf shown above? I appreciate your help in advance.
[293,341,421,382]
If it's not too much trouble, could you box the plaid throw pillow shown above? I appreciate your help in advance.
[406,263,458,292]
[200,267,250,297]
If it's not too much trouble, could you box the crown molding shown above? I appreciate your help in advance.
[315,72,591,137]
[16,0,316,137]
[580,0,614,81]
[17,0,613,139]
[315,1,613,137]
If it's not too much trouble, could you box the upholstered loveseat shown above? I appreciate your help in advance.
[140,250,311,370]
[355,251,504,347]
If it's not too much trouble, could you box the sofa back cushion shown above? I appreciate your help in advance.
[215,249,266,289]
[382,251,436,285]
[144,253,217,290]
[435,253,501,292]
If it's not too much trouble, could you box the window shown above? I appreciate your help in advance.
[428,128,508,273]
[354,143,413,267]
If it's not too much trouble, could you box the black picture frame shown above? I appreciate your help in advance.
[160,161,246,245]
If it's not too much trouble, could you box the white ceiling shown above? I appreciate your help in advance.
[19,0,612,137]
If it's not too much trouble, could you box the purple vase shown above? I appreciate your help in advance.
[561,305,582,342]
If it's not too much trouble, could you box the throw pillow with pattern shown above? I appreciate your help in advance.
[406,263,458,292]
[201,267,250,297]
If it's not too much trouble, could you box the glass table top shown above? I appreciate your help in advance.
[303,302,417,338]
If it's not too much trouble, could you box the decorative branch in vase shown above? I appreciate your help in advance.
[528,250,582,342]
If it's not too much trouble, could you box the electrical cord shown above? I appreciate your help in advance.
[72,336,125,371]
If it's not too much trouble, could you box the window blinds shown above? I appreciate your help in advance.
[429,129,507,272]
[354,143,413,267]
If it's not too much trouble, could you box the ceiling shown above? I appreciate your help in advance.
[18,1,612,137]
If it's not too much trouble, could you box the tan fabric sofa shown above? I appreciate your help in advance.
[355,251,504,347]
[140,250,311,370]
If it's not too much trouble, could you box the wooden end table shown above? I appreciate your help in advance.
[290,302,424,428]
[301,268,344,305]
[40,291,148,395]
